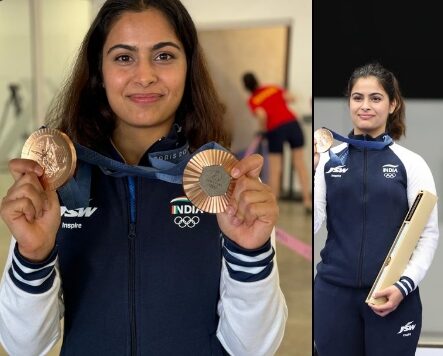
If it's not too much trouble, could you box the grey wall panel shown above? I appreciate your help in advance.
[198,26,288,153]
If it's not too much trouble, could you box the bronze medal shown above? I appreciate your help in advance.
[21,127,77,191]
[183,149,238,213]
[314,128,334,153]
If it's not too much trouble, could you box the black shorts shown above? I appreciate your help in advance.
[266,120,304,153]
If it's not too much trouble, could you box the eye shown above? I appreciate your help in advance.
[371,96,382,102]
[154,52,174,62]
[115,55,133,63]
[351,95,363,102]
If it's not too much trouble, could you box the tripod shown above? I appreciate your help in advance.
[0,84,22,134]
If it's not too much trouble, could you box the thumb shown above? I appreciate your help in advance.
[373,288,390,299]
[231,154,263,179]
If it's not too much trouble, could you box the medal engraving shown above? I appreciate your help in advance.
[200,166,231,197]
[21,128,77,191]
[183,149,238,213]
[314,128,334,153]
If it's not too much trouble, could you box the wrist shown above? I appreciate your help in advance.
[222,234,275,282]
[223,234,271,253]
[10,242,58,294]
[18,242,56,263]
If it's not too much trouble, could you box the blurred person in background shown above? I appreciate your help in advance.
[242,72,311,212]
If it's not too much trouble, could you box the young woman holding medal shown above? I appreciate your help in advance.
[0,0,287,354]
[313,62,439,355]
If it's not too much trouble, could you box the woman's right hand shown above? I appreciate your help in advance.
[314,138,320,171]
[0,159,60,262]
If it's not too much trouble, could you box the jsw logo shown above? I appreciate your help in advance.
[397,321,416,334]
[61,207,98,218]
[325,166,349,174]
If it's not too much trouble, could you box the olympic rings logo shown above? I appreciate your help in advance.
[174,216,200,228]
[384,173,396,179]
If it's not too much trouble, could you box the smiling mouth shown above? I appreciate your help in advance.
[129,94,163,103]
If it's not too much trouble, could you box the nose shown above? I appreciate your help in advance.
[361,98,371,111]
[134,61,157,87]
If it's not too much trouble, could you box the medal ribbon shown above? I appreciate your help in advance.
[323,127,393,165]
[58,141,227,209]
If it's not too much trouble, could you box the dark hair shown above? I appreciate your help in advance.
[346,62,406,140]
[46,0,229,151]
[242,72,259,93]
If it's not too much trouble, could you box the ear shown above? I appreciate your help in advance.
[389,100,397,114]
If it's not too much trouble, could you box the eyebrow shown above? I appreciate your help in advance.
[106,41,182,55]
[153,41,181,51]
[351,92,384,96]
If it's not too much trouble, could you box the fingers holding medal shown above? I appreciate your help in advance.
[183,150,277,249]
[227,154,276,226]
[0,127,71,261]
[5,127,74,221]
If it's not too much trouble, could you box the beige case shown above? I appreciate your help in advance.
[366,190,438,305]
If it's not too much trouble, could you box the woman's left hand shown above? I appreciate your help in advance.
[216,154,278,249]
[369,286,404,317]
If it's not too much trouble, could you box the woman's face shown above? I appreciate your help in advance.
[102,9,187,137]
[349,76,396,138]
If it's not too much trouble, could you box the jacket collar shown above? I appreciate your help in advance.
[103,124,187,166]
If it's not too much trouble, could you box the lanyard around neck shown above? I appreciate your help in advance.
[58,141,228,209]
[323,127,393,166]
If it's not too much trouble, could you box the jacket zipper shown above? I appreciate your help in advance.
[357,142,368,287]
[357,145,368,287]
[127,176,137,356]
